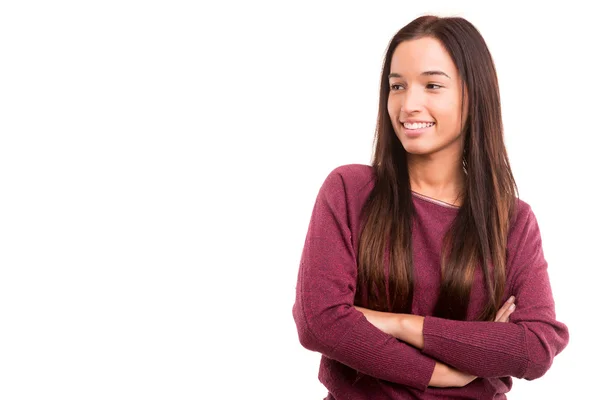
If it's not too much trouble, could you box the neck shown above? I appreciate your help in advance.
[407,152,466,206]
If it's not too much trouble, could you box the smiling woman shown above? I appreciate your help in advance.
[387,37,467,159]
[292,14,569,400]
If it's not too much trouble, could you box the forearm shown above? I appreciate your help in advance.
[356,308,557,379]
[294,304,436,390]
[354,307,425,349]
[397,313,559,379]
[421,316,562,379]
[353,307,477,387]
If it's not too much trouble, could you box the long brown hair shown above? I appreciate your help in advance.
[356,15,518,321]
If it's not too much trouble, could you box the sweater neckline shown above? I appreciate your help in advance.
[411,191,460,210]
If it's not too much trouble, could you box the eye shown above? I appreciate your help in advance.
[390,83,405,91]
[426,83,443,90]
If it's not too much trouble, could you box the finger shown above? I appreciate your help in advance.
[494,297,513,321]
[496,299,516,322]
[495,296,515,322]
[496,303,516,323]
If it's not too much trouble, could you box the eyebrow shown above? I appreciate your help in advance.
[389,71,450,79]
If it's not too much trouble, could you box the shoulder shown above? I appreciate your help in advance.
[509,198,538,236]
[506,197,545,278]
[315,163,376,212]
[321,163,375,193]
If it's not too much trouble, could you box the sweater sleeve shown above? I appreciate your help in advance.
[292,169,436,391]
[421,205,569,379]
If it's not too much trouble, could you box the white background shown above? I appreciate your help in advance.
[0,1,596,399]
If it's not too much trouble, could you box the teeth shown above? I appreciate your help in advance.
[403,122,435,129]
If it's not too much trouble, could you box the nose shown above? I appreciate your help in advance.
[400,87,424,115]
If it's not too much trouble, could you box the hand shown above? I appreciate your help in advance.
[429,361,477,388]
[495,296,516,322]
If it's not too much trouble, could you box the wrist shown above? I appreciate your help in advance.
[429,361,450,387]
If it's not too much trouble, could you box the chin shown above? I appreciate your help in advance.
[405,149,435,157]
[400,142,434,156]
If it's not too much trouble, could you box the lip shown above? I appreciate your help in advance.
[401,120,435,124]
[400,122,435,138]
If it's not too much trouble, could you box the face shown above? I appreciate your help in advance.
[387,37,468,158]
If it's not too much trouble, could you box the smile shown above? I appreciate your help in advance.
[402,122,435,130]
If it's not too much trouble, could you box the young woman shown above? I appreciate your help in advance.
[292,15,569,399]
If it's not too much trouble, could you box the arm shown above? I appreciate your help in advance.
[359,207,568,379]
[292,169,438,391]
[356,297,516,386]
[421,207,568,379]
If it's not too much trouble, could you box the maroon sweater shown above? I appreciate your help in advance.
[292,164,569,399]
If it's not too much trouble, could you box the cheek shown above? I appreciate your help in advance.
[432,99,462,126]
[387,97,397,118]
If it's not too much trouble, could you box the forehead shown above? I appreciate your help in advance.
[390,37,457,77]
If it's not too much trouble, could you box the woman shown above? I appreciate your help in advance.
[292,15,569,399]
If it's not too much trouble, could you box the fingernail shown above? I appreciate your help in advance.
[509,296,515,303]
[509,304,516,310]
